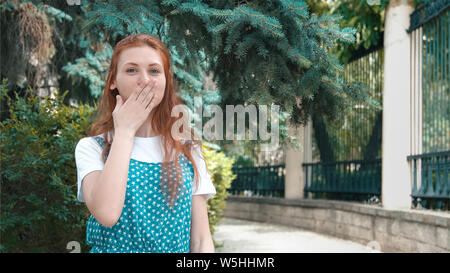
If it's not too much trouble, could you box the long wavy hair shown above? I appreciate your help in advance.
[88,33,200,207]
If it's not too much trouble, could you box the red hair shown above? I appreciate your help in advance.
[88,33,200,206]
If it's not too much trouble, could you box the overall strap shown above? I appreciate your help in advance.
[93,135,110,159]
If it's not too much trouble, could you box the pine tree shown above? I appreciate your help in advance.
[80,1,374,138]
[2,0,376,147]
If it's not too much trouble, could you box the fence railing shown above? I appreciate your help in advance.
[410,7,449,155]
[330,47,384,161]
[302,159,381,202]
[408,2,449,211]
[407,151,450,210]
[229,165,285,197]
[315,46,383,165]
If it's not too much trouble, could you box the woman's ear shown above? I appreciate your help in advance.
[110,81,116,90]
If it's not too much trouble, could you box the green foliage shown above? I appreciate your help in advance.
[2,0,380,155]
[328,0,387,64]
[62,37,113,99]
[0,78,94,253]
[328,0,432,64]
[202,146,236,241]
[78,0,375,133]
[233,154,255,167]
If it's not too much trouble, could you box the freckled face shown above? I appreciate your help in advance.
[110,46,166,106]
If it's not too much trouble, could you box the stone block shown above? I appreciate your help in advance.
[295,208,313,219]
[351,214,373,229]
[374,217,389,233]
[398,221,436,245]
[284,206,298,218]
[312,208,331,221]
[436,227,450,250]
[265,204,284,216]
[335,222,348,237]
[389,219,401,236]
[388,234,416,252]
[315,220,336,235]
[347,225,373,241]
[415,241,446,253]
[373,232,389,252]
[335,210,354,225]
[293,217,316,231]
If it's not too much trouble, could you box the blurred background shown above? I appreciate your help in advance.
[1,0,448,253]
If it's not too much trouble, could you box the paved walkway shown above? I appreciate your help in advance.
[213,218,382,253]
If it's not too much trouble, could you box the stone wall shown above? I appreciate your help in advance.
[223,196,450,253]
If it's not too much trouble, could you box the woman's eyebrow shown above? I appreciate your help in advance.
[123,62,162,67]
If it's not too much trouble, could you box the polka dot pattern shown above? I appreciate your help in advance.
[86,154,194,253]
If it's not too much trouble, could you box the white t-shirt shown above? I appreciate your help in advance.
[74,133,216,203]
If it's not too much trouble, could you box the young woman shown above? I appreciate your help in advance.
[74,34,216,253]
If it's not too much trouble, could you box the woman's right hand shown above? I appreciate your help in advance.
[112,81,156,136]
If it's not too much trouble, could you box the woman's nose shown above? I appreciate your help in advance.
[138,74,151,87]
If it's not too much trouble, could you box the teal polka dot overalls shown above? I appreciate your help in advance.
[86,136,194,253]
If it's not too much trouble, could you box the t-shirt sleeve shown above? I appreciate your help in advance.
[190,144,216,200]
[74,137,105,202]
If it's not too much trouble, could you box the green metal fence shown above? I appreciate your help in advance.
[229,165,285,197]
[421,8,449,154]
[328,47,384,161]
[408,2,449,210]
[407,152,450,211]
[303,159,381,202]
[305,45,383,202]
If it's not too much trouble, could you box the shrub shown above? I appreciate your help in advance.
[202,146,236,240]
[0,79,94,253]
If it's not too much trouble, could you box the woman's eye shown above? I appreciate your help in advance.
[126,68,160,74]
